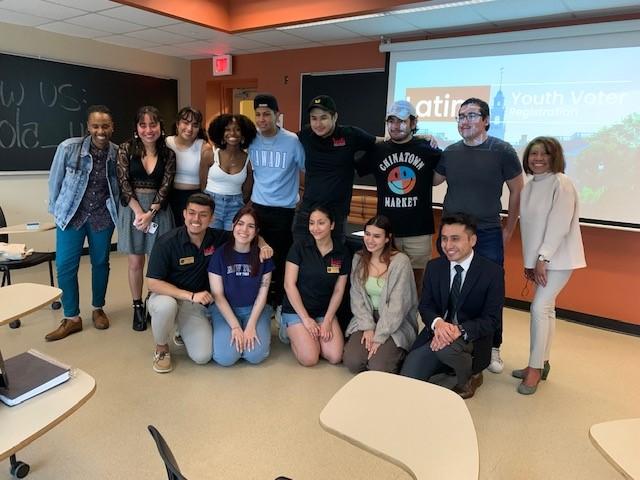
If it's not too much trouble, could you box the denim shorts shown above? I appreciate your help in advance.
[205,192,244,231]
[281,312,325,328]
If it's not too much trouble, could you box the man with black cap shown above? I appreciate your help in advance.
[293,95,377,243]
[248,93,305,307]
[359,99,443,293]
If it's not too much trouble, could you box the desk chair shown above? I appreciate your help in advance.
[0,206,60,329]
[147,425,293,480]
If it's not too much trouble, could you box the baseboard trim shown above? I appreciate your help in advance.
[505,298,640,337]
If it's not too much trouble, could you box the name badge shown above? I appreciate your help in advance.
[327,266,340,274]
[179,256,195,265]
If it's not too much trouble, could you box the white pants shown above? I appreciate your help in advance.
[529,269,572,369]
[148,293,212,364]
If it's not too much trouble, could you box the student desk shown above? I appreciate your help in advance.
[320,371,479,479]
[590,418,640,479]
[1,282,95,479]
[0,223,55,235]
[0,283,61,325]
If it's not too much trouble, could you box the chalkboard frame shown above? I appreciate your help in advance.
[0,52,178,174]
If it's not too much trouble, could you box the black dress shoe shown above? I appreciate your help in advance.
[132,303,147,331]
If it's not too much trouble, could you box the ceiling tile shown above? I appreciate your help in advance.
[400,7,489,29]
[473,0,570,22]
[338,15,420,36]
[37,20,107,38]
[236,30,306,46]
[160,22,226,41]
[100,5,179,27]
[65,13,143,34]
[126,28,193,44]
[284,24,364,42]
[43,0,117,10]
[0,8,51,26]
[94,34,158,49]
[1,0,85,20]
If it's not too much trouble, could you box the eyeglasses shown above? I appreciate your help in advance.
[455,112,484,123]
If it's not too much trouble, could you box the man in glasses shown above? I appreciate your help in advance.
[433,97,523,374]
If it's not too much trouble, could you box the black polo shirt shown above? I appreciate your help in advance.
[298,124,376,217]
[282,238,351,317]
[147,226,229,293]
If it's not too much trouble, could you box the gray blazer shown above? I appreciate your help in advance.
[346,252,418,350]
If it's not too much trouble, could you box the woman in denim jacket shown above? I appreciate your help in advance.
[46,105,120,342]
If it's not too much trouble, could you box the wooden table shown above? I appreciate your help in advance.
[590,418,640,479]
[0,222,55,235]
[0,283,61,326]
[320,371,479,479]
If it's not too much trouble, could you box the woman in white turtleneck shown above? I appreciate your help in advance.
[513,136,586,395]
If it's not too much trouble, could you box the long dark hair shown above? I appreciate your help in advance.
[223,205,261,277]
[130,105,171,160]
[173,106,208,142]
[356,215,397,284]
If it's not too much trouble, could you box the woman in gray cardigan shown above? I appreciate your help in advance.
[343,215,418,373]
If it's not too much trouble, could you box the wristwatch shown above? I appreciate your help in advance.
[537,254,550,263]
[457,324,467,341]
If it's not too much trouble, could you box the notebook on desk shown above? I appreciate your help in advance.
[0,349,71,406]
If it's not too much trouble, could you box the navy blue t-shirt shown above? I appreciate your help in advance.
[208,245,275,308]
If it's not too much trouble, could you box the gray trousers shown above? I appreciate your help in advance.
[400,337,474,388]
[148,293,212,364]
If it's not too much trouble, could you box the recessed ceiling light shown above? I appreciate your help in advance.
[393,0,496,15]
[276,13,385,30]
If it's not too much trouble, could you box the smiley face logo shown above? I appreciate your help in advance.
[387,166,416,195]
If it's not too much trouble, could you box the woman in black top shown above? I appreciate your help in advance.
[117,106,175,331]
[282,206,350,367]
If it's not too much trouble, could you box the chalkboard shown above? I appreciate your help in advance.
[301,70,388,187]
[0,53,178,172]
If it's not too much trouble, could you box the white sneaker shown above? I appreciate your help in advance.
[173,331,184,347]
[488,347,504,374]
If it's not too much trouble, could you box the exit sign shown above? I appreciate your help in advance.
[213,54,232,76]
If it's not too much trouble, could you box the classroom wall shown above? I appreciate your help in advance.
[0,22,190,251]
[190,42,639,326]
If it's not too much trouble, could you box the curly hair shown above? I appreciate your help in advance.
[207,114,257,150]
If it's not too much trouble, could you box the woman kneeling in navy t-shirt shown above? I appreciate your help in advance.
[208,205,274,366]
[282,206,350,367]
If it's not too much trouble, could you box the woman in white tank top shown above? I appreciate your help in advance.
[204,114,257,230]
[165,107,213,226]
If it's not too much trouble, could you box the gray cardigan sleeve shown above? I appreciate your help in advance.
[373,253,417,345]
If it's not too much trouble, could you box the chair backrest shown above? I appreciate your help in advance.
[148,425,188,480]
[0,206,7,243]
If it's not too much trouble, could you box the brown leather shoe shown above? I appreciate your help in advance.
[92,309,110,330]
[45,318,83,341]
[454,372,484,399]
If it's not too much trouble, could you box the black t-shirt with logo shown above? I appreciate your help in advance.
[282,238,351,318]
[360,138,441,237]
[146,226,229,293]
[298,124,376,217]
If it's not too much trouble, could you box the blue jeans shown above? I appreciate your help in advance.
[210,304,272,366]
[206,192,244,231]
[56,223,114,317]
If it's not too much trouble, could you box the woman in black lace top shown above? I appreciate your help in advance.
[117,105,176,331]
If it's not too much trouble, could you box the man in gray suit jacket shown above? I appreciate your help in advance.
[400,213,504,399]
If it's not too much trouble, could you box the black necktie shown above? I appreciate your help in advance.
[447,264,464,323]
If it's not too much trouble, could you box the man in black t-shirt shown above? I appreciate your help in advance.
[293,95,377,243]
[360,100,443,292]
